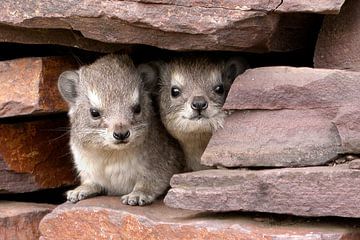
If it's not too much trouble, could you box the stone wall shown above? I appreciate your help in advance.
[165,0,360,220]
[1,0,360,239]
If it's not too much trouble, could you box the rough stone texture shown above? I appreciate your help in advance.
[0,57,78,118]
[349,159,360,169]
[40,196,360,240]
[0,118,76,193]
[133,0,346,13]
[203,67,360,167]
[275,0,345,14]
[0,201,54,240]
[0,160,41,193]
[0,1,328,52]
[0,23,128,53]
[333,106,360,153]
[202,110,341,167]
[314,0,360,71]
[165,166,360,217]
[224,67,360,111]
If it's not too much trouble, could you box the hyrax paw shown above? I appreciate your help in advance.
[66,187,97,203]
[121,192,155,206]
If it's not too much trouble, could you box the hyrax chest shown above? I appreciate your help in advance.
[73,145,146,195]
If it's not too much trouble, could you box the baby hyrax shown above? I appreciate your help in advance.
[158,57,247,171]
[58,54,183,206]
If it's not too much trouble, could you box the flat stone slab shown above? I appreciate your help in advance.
[203,67,360,167]
[0,201,54,240]
[126,1,346,14]
[0,118,76,193]
[314,0,360,71]
[224,67,360,111]
[0,23,127,53]
[0,57,78,118]
[0,1,329,52]
[165,166,360,217]
[40,196,360,240]
[202,110,341,167]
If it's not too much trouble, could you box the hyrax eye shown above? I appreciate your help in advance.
[90,108,101,119]
[214,84,224,95]
[133,104,141,115]
[171,87,181,98]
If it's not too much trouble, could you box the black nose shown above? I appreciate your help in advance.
[113,130,130,141]
[191,96,208,111]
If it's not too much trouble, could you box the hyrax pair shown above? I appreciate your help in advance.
[59,54,246,205]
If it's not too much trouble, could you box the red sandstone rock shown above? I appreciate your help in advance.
[0,57,78,118]
[202,110,341,167]
[0,24,127,53]
[0,1,328,52]
[0,118,77,193]
[204,67,360,167]
[133,0,345,13]
[39,196,360,240]
[224,67,360,111]
[165,166,360,217]
[0,201,54,240]
[314,0,360,71]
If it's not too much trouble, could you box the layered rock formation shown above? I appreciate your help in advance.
[165,166,360,217]
[0,57,77,118]
[0,0,341,52]
[0,201,54,240]
[202,67,360,168]
[39,197,360,240]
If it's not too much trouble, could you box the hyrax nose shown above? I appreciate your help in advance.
[113,130,130,141]
[191,96,208,111]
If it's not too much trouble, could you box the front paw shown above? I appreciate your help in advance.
[121,191,155,206]
[66,185,99,203]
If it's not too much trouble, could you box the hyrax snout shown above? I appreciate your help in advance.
[58,54,183,206]
[158,57,248,171]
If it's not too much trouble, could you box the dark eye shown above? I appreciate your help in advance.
[214,84,224,95]
[90,108,101,119]
[171,87,181,98]
[133,104,141,115]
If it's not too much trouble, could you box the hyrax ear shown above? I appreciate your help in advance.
[58,70,79,104]
[223,57,249,83]
[137,61,163,91]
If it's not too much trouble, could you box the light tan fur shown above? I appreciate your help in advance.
[58,54,183,205]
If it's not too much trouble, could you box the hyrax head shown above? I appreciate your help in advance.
[159,57,247,134]
[58,54,157,150]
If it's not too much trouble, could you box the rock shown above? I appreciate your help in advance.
[0,201,54,240]
[131,0,346,14]
[314,0,360,71]
[0,57,78,118]
[40,196,360,240]
[224,67,360,111]
[0,1,326,52]
[202,110,341,167]
[0,23,127,53]
[0,118,76,193]
[349,159,360,169]
[276,0,345,14]
[333,106,360,153]
[205,67,360,167]
[165,166,360,217]
[0,160,41,193]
